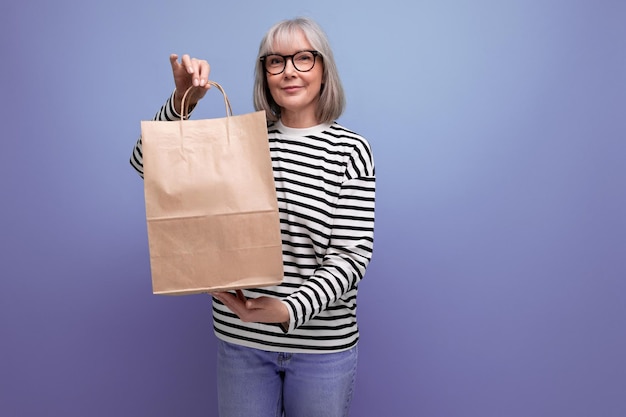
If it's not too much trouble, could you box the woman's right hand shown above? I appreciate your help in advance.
[169,54,211,115]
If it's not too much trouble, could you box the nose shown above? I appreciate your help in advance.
[283,58,297,76]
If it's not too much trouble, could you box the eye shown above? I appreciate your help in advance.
[295,53,313,62]
[268,55,284,66]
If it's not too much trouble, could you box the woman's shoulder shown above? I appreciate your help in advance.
[325,122,372,151]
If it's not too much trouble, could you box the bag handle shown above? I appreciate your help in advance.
[180,81,233,119]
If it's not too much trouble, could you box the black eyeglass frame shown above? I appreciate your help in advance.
[260,50,321,75]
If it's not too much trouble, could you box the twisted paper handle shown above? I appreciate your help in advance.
[180,81,233,119]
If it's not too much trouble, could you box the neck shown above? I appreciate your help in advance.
[280,110,320,129]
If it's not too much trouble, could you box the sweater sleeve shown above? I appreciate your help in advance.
[129,90,194,178]
[281,144,376,333]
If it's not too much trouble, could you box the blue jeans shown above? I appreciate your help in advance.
[216,339,358,417]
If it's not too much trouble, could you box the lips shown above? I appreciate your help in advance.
[282,86,302,93]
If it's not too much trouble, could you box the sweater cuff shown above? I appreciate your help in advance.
[280,300,297,334]
[160,89,196,121]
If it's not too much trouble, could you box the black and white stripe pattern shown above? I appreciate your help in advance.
[131,95,375,353]
[130,90,191,178]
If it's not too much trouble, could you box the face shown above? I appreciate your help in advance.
[265,30,324,127]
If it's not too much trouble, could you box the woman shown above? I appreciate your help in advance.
[131,17,375,417]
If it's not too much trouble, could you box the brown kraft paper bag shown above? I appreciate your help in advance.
[140,81,283,295]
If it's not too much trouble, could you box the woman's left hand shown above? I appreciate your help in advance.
[211,290,290,325]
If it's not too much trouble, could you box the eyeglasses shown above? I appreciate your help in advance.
[260,50,321,75]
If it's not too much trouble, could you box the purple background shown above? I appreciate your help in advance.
[2,1,625,416]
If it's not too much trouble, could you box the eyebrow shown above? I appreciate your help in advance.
[265,49,312,56]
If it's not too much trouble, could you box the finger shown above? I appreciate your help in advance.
[191,58,210,88]
[188,58,203,86]
[210,293,224,304]
[180,54,194,74]
[211,292,234,304]
[214,293,239,311]
[169,54,180,70]
[198,60,210,87]
[223,296,251,321]
[235,290,247,303]
[244,294,264,309]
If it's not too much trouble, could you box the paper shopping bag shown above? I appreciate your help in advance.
[140,81,283,295]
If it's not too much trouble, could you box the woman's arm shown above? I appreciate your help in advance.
[281,171,376,332]
[129,54,212,178]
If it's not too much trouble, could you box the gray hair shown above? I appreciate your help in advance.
[253,17,346,124]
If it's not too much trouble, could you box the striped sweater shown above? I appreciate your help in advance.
[131,92,375,353]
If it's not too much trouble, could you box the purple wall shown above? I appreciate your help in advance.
[2,1,625,416]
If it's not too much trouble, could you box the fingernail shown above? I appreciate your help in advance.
[193,78,199,86]
[187,67,193,73]
[200,79,206,86]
